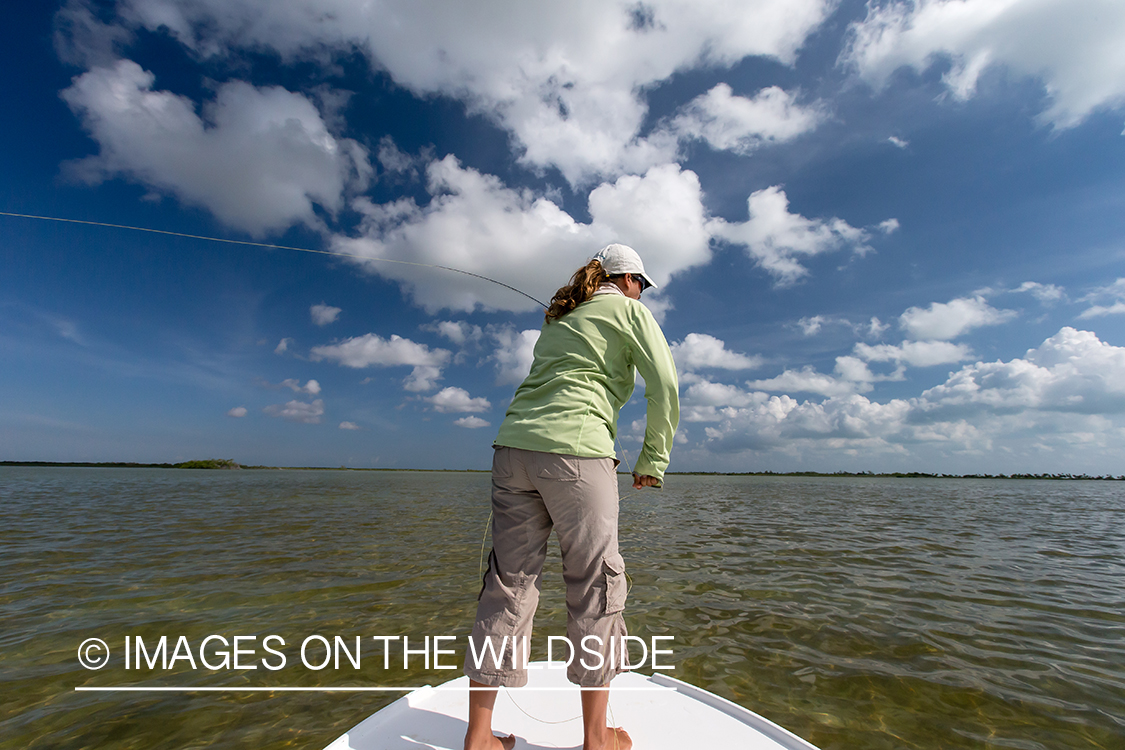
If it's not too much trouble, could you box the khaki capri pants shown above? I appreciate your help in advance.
[464,446,628,687]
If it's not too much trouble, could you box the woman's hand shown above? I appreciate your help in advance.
[632,473,661,489]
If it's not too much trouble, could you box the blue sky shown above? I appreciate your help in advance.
[3,0,1125,473]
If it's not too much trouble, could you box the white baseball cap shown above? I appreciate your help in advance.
[593,243,658,290]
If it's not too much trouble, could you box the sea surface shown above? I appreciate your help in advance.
[1,468,1123,750]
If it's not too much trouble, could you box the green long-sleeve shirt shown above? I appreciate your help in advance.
[494,293,679,480]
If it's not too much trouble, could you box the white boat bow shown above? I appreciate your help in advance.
[322,663,820,750]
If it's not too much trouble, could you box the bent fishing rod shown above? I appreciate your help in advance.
[0,211,548,310]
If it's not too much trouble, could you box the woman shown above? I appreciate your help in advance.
[463,243,679,750]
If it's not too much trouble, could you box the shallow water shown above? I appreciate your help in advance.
[1,468,1123,749]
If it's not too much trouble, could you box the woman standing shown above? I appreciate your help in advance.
[463,244,679,750]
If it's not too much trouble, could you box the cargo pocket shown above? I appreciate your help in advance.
[603,553,627,614]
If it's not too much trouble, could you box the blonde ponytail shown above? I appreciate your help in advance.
[545,259,607,321]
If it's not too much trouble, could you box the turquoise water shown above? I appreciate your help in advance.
[1,468,1123,749]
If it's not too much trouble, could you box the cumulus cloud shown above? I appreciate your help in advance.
[54,0,131,68]
[887,136,909,148]
[339,421,360,430]
[334,158,711,312]
[275,338,293,355]
[798,316,827,336]
[748,366,869,397]
[427,387,491,413]
[376,135,418,175]
[454,415,491,429]
[668,84,823,154]
[264,398,324,423]
[310,303,342,326]
[90,0,834,184]
[491,327,540,385]
[899,296,1016,340]
[710,186,892,286]
[844,0,1125,130]
[429,320,484,347]
[227,406,247,417]
[854,340,972,367]
[685,328,1125,469]
[684,380,763,409]
[867,317,890,339]
[699,391,913,455]
[1079,302,1125,319]
[310,333,450,369]
[917,327,1125,418]
[1077,278,1125,319]
[401,365,441,392]
[1012,281,1065,303]
[269,378,321,395]
[671,333,762,372]
[60,60,371,236]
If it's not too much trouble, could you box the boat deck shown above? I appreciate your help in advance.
[323,663,819,750]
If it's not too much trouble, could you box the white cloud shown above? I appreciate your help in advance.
[854,340,972,367]
[683,380,762,411]
[877,218,900,234]
[491,327,540,385]
[668,84,823,154]
[683,328,1125,470]
[1079,302,1125,319]
[430,320,484,347]
[427,387,491,413]
[710,186,890,286]
[698,391,912,454]
[334,158,711,312]
[867,316,890,338]
[916,328,1125,417]
[61,60,371,236]
[403,365,443,392]
[276,378,321,395]
[264,398,324,424]
[97,0,834,185]
[310,333,450,369]
[748,366,869,397]
[275,338,293,355]
[454,415,491,429]
[887,136,909,148]
[227,406,247,417]
[834,355,878,384]
[899,296,1016,340]
[671,333,762,372]
[339,421,360,430]
[376,135,418,175]
[796,315,868,337]
[844,0,1125,130]
[798,315,826,336]
[310,303,342,326]
[587,163,714,280]
[1012,281,1064,303]
[54,0,131,68]
[1077,278,1125,319]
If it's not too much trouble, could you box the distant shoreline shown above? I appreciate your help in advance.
[2,461,1121,480]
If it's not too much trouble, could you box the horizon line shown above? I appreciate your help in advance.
[7,461,1123,480]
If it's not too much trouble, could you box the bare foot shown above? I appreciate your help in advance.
[583,726,631,750]
[464,732,515,750]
